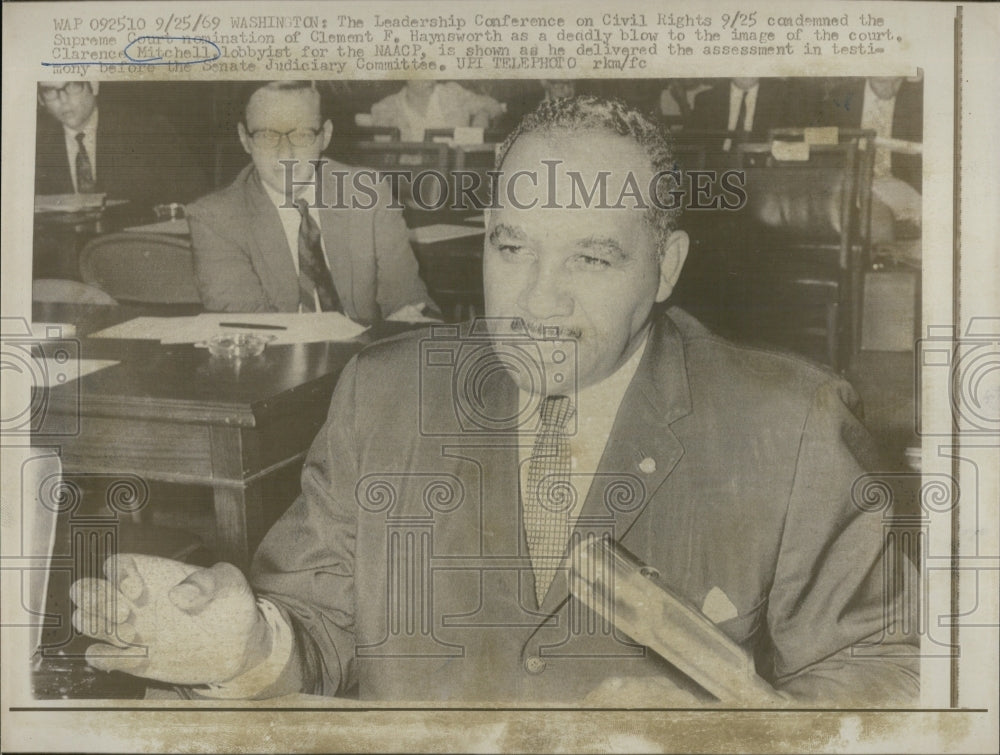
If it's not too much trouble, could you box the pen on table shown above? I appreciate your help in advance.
[219,322,288,331]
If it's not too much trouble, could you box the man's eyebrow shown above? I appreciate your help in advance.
[488,224,528,243]
[577,236,628,260]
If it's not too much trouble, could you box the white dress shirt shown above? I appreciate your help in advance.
[62,107,99,192]
[727,82,759,132]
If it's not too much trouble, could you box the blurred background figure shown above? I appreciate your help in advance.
[369,80,506,141]
[688,77,798,149]
[34,81,208,206]
[820,75,923,239]
[659,79,713,128]
[540,79,577,102]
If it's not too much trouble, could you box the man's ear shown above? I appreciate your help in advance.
[320,120,333,152]
[655,230,689,303]
[237,121,252,156]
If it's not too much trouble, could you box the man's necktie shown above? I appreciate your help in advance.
[295,199,341,313]
[736,89,749,133]
[523,394,576,606]
[74,132,96,194]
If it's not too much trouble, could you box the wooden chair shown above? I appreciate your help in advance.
[726,138,873,370]
[79,232,202,309]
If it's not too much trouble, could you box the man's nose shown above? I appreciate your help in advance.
[274,135,296,161]
[518,262,573,320]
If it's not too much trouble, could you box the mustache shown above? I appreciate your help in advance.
[511,319,583,341]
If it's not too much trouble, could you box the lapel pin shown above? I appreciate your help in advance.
[639,457,656,474]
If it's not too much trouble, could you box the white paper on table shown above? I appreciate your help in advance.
[452,126,485,145]
[122,218,191,235]
[89,317,178,340]
[34,193,106,213]
[411,224,485,244]
[31,322,77,339]
[40,358,118,386]
[386,304,439,324]
[92,313,369,345]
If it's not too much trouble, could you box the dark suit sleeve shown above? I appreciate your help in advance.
[34,118,74,195]
[765,379,919,703]
[369,183,437,317]
[187,200,276,313]
[249,357,364,696]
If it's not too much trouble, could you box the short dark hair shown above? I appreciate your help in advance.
[240,80,321,123]
[496,95,681,250]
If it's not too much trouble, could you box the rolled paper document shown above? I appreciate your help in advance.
[568,536,785,705]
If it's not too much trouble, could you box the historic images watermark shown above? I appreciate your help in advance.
[278,158,748,212]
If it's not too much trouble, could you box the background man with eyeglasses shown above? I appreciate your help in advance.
[34,80,208,205]
[186,80,435,320]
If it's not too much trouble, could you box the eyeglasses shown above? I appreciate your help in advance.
[38,82,90,104]
[246,127,322,149]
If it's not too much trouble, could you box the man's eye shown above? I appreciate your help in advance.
[497,244,523,255]
[578,255,612,269]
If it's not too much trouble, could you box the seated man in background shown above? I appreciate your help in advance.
[186,80,436,319]
[72,96,918,705]
[821,75,923,240]
[34,81,208,206]
[688,77,799,151]
[370,80,506,142]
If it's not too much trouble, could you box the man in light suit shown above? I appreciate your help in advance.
[71,96,918,705]
[186,81,435,321]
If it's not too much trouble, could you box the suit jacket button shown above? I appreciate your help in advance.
[523,655,546,674]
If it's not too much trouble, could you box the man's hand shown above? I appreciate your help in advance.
[70,554,271,686]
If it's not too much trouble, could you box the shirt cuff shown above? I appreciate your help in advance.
[195,598,293,699]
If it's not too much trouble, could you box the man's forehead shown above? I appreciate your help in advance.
[246,88,320,124]
[500,129,654,180]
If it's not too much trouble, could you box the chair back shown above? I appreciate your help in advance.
[32,279,118,305]
[79,232,201,305]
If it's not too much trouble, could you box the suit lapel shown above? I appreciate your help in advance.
[246,170,299,310]
[536,314,693,615]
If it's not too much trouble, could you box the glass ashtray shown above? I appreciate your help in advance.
[203,333,275,360]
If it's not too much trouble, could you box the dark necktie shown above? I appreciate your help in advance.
[75,132,96,194]
[736,90,749,133]
[295,199,341,313]
[523,394,576,605]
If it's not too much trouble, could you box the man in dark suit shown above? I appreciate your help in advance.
[687,77,799,150]
[186,81,435,320]
[71,96,917,705]
[34,81,207,205]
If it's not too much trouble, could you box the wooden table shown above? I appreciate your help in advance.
[32,303,407,568]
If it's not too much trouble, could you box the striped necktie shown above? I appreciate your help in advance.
[75,132,96,194]
[295,199,341,313]
[523,394,576,605]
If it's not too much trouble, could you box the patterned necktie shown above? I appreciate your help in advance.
[295,199,341,313]
[75,132,96,194]
[524,394,576,606]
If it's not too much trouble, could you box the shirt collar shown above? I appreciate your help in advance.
[259,166,320,210]
[63,106,98,139]
[518,328,651,421]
